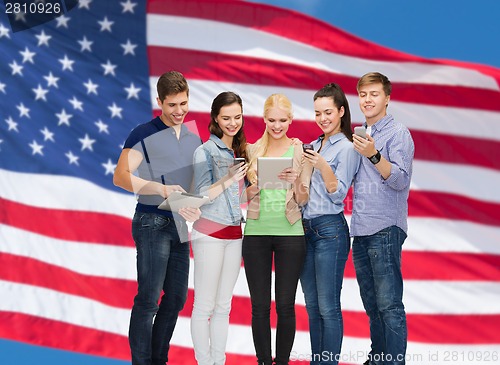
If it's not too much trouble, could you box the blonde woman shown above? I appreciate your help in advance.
[242,93,312,365]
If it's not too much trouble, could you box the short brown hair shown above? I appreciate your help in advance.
[156,71,189,101]
[357,72,392,96]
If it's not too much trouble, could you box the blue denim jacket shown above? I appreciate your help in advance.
[192,134,242,226]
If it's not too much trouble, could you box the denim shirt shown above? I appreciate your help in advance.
[192,134,242,226]
[302,133,361,219]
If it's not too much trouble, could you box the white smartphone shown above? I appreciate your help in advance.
[354,126,367,139]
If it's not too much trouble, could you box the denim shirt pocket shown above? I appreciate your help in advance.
[213,157,232,180]
[202,153,240,224]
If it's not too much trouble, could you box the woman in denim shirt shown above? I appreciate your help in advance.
[190,91,248,365]
[300,83,361,365]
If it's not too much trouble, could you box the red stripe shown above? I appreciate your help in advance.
[147,0,500,85]
[1,249,497,318]
[0,312,130,360]
[0,253,136,308]
[0,197,134,247]
[344,252,500,282]
[4,252,497,343]
[342,311,500,345]
[149,46,500,113]
[408,191,500,227]
[405,129,500,171]
[406,313,500,345]
[344,189,500,227]
[2,182,500,254]
[185,112,500,171]
[1,243,497,315]
[2,187,500,248]
[0,313,284,365]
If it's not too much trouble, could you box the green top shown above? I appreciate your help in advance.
[244,146,304,236]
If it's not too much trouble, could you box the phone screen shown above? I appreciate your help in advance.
[233,157,246,165]
[302,144,314,153]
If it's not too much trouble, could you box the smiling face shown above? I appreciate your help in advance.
[156,91,189,127]
[264,107,292,140]
[314,96,344,138]
[358,82,390,125]
[216,102,243,139]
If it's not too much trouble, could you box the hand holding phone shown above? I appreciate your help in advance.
[233,157,246,166]
[354,126,367,139]
[302,143,314,154]
[230,157,248,182]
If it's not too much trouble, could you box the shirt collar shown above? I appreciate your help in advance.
[316,132,346,146]
[209,134,231,150]
[154,116,192,136]
[365,114,394,132]
[152,116,167,130]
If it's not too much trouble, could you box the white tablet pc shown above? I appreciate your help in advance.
[257,157,293,189]
[158,191,210,212]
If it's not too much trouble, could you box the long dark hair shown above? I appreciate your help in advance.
[313,83,353,142]
[209,91,248,161]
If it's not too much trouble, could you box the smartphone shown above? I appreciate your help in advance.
[302,143,314,154]
[233,157,246,166]
[354,126,367,139]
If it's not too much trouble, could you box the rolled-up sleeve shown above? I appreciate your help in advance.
[192,146,213,196]
[327,145,361,204]
[384,129,415,191]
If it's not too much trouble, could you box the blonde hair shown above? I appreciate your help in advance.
[247,94,293,183]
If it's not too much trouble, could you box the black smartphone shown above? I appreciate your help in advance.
[233,157,246,166]
[302,144,314,153]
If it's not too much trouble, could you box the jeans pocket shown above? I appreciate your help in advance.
[132,213,150,229]
[314,220,340,239]
[367,231,390,276]
[153,215,174,230]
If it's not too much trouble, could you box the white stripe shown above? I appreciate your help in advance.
[411,160,500,203]
[404,218,500,255]
[0,167,136,218]
[345,215,500,255]
[3,170,500,255]
[0,280,129,336]
[4,150,500,219]
[0,224,136,280]
[147,14,499,91]
[3,224,499,314]
[310,279,500,315]
[149,78,500,142]
[1,281,496,365]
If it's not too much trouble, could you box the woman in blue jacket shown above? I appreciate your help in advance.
[191,91,248,365]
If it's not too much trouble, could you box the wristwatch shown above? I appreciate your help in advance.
[368,150,381,165]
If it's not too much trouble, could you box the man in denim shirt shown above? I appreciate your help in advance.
[351,72,415,365]
[113,71,201,365]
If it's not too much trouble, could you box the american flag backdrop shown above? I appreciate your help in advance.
[1,0,499,364]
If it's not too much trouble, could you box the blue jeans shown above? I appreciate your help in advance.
[352,226,407,365]
[300,214,350,365]
[129,212,190,365]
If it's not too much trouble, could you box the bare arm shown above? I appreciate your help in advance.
[113,148,185,198]
[303,150,338,193]
[352,134,392,179]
